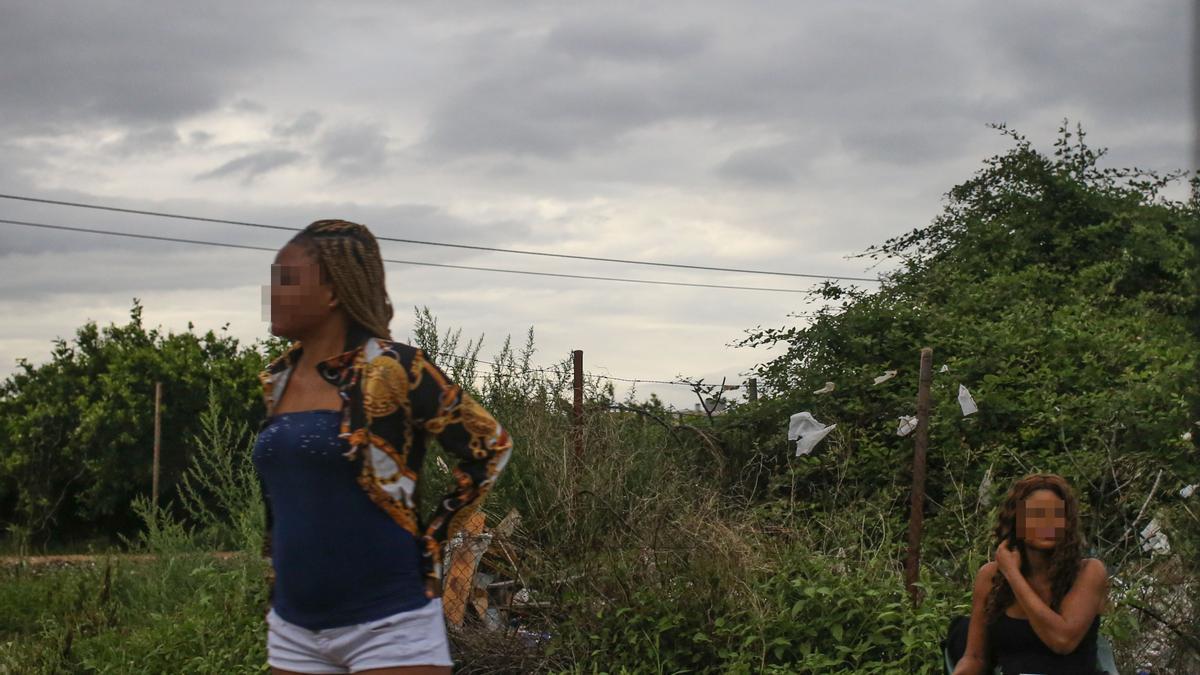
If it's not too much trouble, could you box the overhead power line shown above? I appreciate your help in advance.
[0,192,883,283]
[0,217,811,293]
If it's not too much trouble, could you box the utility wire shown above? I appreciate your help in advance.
[0,192,883,283]
[0,217,812,293]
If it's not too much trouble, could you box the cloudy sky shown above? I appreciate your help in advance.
[0,1,1191,409]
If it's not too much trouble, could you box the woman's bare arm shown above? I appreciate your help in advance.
[952,561,997,675]
[1006,558,1107,655]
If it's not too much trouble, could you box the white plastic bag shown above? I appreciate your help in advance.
[787,412,836,456]
[873,370,897,385]
[958,385,978,416]
[812,381,835,395]
[896,415,918,437]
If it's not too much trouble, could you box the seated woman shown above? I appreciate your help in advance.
[952,473,1109,675]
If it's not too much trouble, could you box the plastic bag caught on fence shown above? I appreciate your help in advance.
[958,385,978,416]
[788,412,836,456]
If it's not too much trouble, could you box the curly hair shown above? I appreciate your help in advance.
[983,473,1086,624]
[288,219,393,351]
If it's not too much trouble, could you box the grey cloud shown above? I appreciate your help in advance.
[0,2,298,134]
[274,110,324,138]
[545,19,709,62]
[318,123,389,177]
[417,6,986,161]
[716,145,801,186]
[975,1,1187,128]
[104,126,182,156]
[232,98,268,113]
[189,130,215,145]
[196,149,304,183]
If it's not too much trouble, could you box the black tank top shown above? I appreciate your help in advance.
[988,613,1102,674]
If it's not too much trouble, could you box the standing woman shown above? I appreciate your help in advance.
[951,473,1109,675]
[253,219,513,674]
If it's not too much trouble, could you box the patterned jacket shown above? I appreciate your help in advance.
[255,336,513,597]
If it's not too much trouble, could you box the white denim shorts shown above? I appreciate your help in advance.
[265,598,453,673]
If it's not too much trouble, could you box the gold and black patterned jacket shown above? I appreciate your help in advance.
[255,336,513,597]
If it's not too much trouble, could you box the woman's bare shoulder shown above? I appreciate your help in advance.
[973,561,998,591]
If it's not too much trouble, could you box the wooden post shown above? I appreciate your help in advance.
[905,348,933,606]
[152,381,162,507]
[747,378,758,402]
[572,350,583,462]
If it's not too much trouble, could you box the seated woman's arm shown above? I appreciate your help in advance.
[1004,557,1108,655]
[952,561,997,675]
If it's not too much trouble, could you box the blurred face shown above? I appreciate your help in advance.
[266,242,338,339]
[1016,488,1067,551]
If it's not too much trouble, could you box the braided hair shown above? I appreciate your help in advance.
[983,473,1086,625]
[289,219,393,351]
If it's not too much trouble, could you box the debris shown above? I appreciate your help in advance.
[812,381,835,395]
[957,385,978,416]
[1181,484,1196,499]
[483,607,504,632]
[938,364,950,374]
[788,412,836,456]
[978,465,994,510]
[1139,519,1170,555]
[494,508,522,538]
[515,628,553,648]
[435,456,449,473]
[442,512,491,627]
[873,370,897,385]
[1183,431,1194,442]
[896,415,918,437]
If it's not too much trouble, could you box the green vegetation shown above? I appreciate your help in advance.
[1,123,1197,673]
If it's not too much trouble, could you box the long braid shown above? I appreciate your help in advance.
[290,219,394,345]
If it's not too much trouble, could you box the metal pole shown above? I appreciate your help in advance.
[153,381,162,507]
[572,350,583,462]
[905,348,933,606]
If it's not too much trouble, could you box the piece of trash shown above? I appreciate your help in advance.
[958,385,978,416]
[787,412,836,456]
[442,512,491,627]
[1183,431,1194,442]
[482,607,504,632]
[938,364,950,374]
[435,456,449,473]
[896,415,918,437]
[1139,519,1170,555]
[812,381,835,395]
[1181,484,1197,499]
[515,628,553,648]
[873,370,897,385]
[494,508,521,538]
[978,465,994,510]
